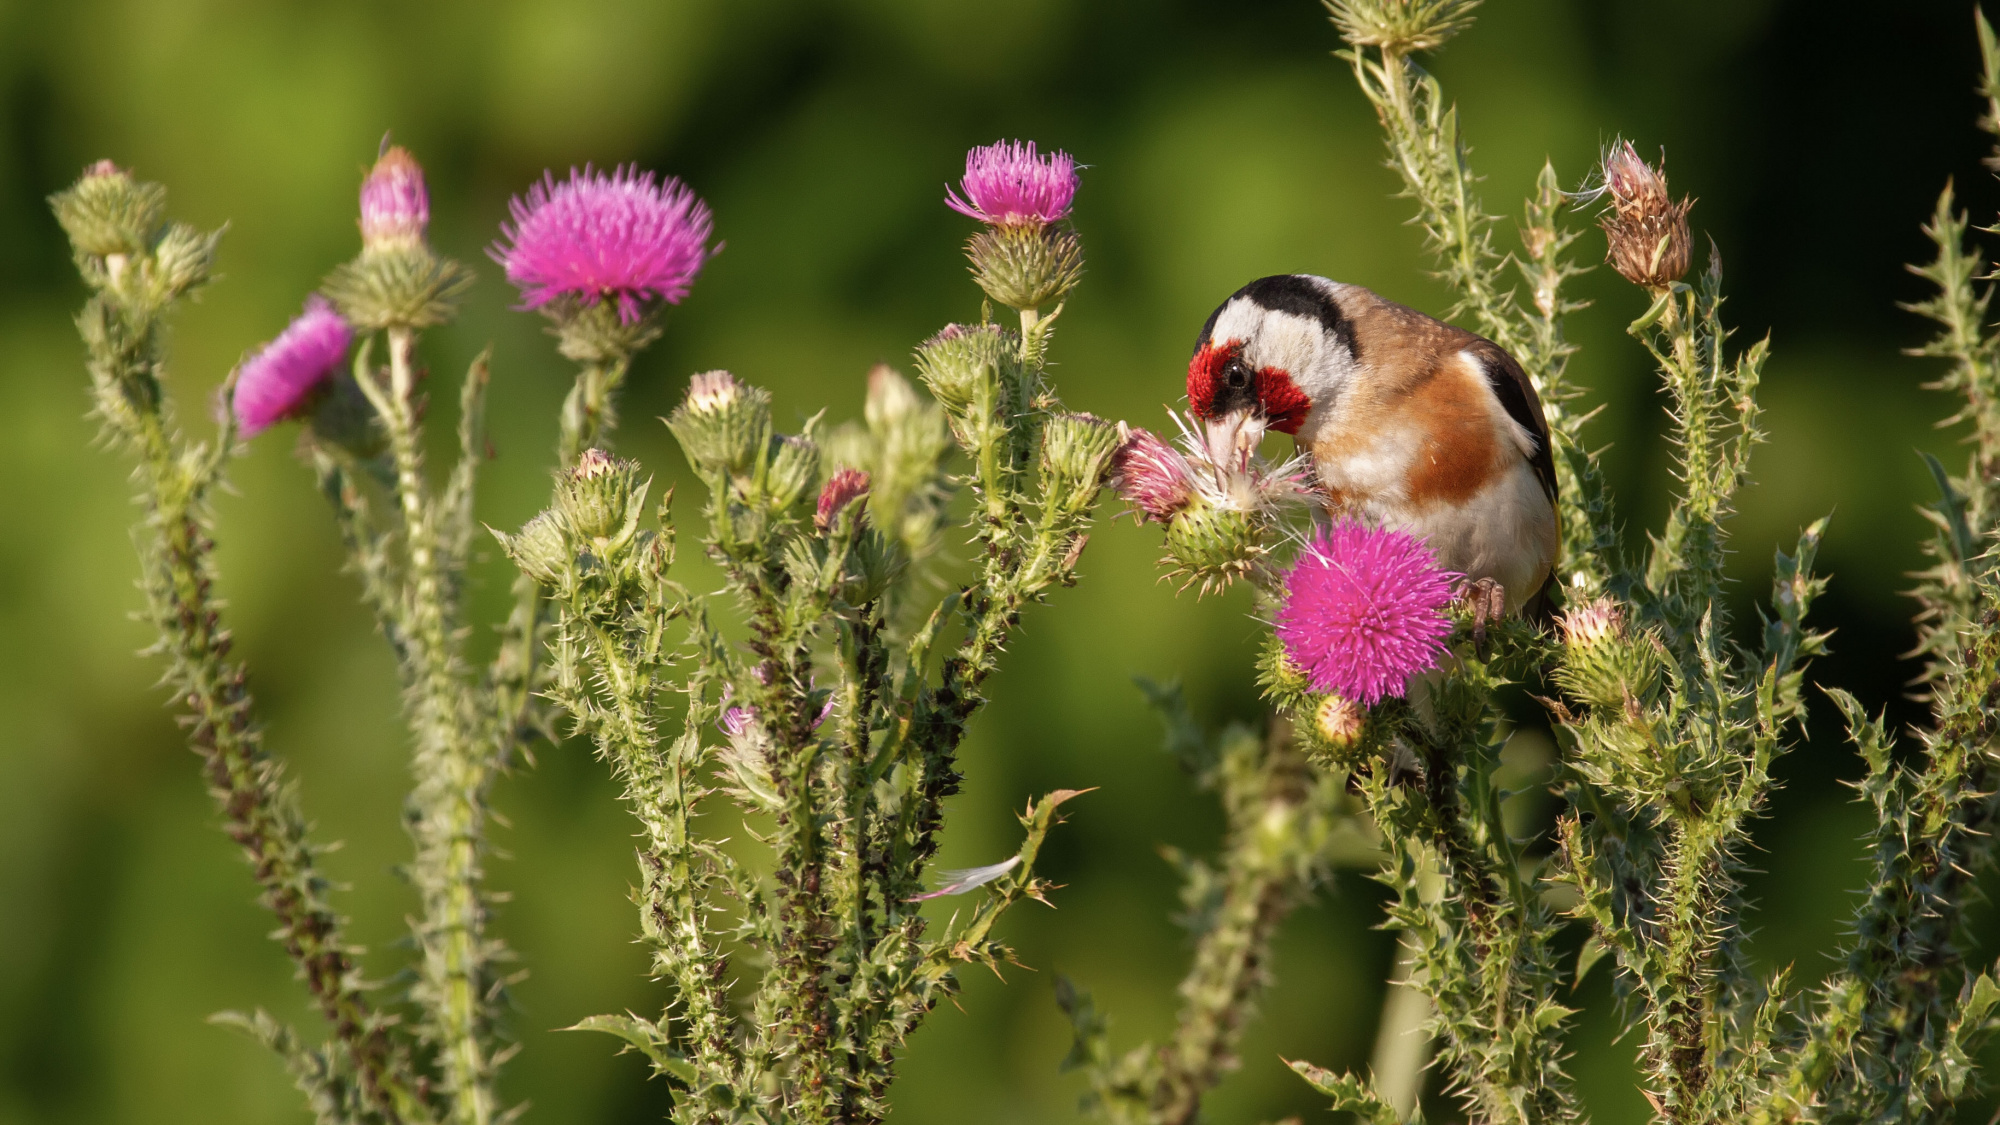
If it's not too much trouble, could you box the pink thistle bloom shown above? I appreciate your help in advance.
[491,165,714,324]
[1276,523,1458,705]
[360,145,429,250]
[720,706,756,737]
[945,140,1078,227]
[815,467,872,533]
[1111,426,1195,523]
[230,296,354,436]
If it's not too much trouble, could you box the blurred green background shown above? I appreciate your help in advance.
[2,0,1997,1122]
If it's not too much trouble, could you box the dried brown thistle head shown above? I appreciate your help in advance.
[1597,139,1693,292]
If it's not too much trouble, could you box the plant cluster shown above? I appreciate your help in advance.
[47,3,2000,1124]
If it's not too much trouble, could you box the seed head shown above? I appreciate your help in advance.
[1597,140,1692,292]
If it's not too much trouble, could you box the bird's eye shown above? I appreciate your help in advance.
[1224,359,1251,388]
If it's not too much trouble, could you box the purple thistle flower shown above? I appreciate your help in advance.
[231,296,354,436]
[720,706,756,737]
[491,165,714,324]
[1111,426,1195,524]
[359,145,429,250]
[1276,523,1458,705]
[945,140,1078,227]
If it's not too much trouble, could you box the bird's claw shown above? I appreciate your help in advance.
[1464,577,1507,660]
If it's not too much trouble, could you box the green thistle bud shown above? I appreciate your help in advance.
[321,243,475,331]
[500,510,571,586]
[557,448,645,542]
[965,223,1083,312]
[1164,499,1267,596]
[50,161,166,259]
[1324,0,1481,54]
[667,370,771,476]
[1554,597,1663,711]
[549,295,663,365]
[1039,412,1121,509]
[763,434,821,514]
[147,222,221,303]
[914,323,1014,414]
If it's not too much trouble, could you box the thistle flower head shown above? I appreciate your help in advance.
[816,467,872,533]
[1595,139,1692,292]
[687,369,741,414]
[1275,523,1457,705]
[1559,596,1624,650]
[492,165,715,324]
[946,140,1078,228]
[1167,408,1311,515]
[1325,0,1483,54]
[230,296,355,436]
[1111,425,1196,524]
[359,145,429,251]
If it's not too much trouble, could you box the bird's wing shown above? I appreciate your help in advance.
[1464,339,1557,504]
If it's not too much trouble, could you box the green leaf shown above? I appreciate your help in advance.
[566,1013,694,1088]
[1573,933,1614,990]
[1287,1058,1402,1125]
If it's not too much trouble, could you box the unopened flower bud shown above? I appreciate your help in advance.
[966,224,1083,312]
[1111,426,1196,524]
[1554,595,1662,711]
[322,144,471,330]
[50,160,166,259]
[557,449,643,540]
[914,323,1012,414]
[1310,694,1367,757]
[359,145,430,251]
[1039,412,1122,501]
[1164,501,1265,596]
[815,467,872,533]
[501,511,570,586]
[764,434,821,514]
[1325,0,1480,53]
[1597,140,1692,292]
[667,370,771,475]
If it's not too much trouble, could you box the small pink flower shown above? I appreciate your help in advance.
[1111,426,1195,523]
[360,146,429,250]
[945,140,1078,227]
[815,467,872,533]
[230,296,354,436]
[720,706,756,737]
[1276,523,1457,705]
[491,166,715,324]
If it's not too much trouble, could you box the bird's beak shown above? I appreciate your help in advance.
[1203,408,1268,472]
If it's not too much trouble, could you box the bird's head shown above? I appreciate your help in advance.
[1186,274,1358,465]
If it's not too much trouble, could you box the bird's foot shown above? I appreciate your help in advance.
[1463,576,1508,660]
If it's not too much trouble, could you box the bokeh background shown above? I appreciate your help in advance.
[2,0,1998,1122]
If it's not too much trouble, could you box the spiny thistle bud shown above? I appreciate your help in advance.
[1275,524,1456,706]
[1111,426,1196,524]
[322,145,473,331]
[557,448,644,541]
[1039,412,1122,506]
[359,145,429,252]
[1554,596,1664,711]
[1163,501,1267,596]
[50,160,166,259]
[1597,140,1692,292]
[1324,0,1482,54]
[966,224,1083,313]
[1300,693,1368,761]
[816,467,871,533]
[764,434,822,514]
[501,510,571,586]
[667,370,771,476]
[914,323,1013,414]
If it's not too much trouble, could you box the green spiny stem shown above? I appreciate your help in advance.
[380,327,499,1125]
[137,417,431,1125]
[559,357,630,463]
